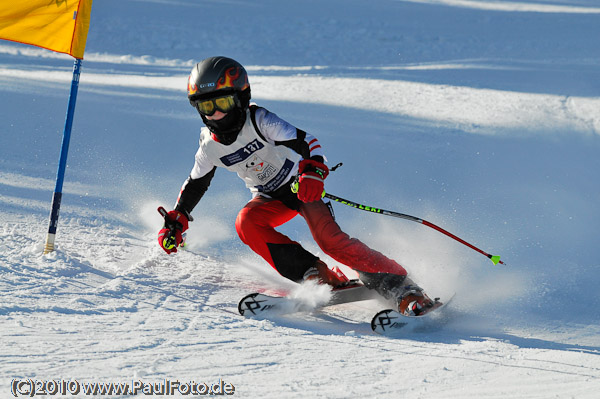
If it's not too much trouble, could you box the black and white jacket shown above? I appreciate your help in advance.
[175,104,325,216]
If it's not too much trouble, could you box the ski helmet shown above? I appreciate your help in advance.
[188,56,251,145]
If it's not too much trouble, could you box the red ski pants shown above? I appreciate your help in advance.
[235,196,407,281]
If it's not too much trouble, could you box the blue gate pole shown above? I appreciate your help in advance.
[44,58,83,254]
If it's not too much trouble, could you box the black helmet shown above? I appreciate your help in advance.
[188,56,251,145]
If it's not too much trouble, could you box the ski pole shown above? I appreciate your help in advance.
[157,206,179,250]
[322,192,504,265]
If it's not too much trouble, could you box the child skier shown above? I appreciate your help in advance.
[158,56,434,316]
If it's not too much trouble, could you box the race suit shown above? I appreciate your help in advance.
[175,105,407,288]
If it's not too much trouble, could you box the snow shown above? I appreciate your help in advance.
[1,0,599,397]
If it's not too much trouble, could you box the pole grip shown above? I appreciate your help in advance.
[157,206,179,250]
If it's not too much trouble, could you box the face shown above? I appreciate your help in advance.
[205,110,227,121]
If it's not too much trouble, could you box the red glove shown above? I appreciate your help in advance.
[157,209,189,254]
[297,159,329,203]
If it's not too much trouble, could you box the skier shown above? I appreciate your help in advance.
[158,56,435,316]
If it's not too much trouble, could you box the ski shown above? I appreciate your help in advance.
[239,282,456,335]
[370,294,455,335]
[238,280,380,317]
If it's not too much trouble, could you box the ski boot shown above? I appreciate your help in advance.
[303,260,351,288]
[356,271,440,315]
[397,287,436,316]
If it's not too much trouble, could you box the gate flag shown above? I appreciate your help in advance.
[0,0,94,253]
[0,0,93,59]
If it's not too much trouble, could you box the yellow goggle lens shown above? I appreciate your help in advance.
[196,95,236,116]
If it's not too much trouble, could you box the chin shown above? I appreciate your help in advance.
[202,107,247,145]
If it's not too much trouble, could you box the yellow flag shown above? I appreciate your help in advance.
[0,0,93,59]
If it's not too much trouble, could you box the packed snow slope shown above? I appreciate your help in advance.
[1,0,599,397]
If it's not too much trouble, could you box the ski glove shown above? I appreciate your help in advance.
[296,159,329,203]
[158,209,189,254]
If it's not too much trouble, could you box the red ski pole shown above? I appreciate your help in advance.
[323,192,505,266]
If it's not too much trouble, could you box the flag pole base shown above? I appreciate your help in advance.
[43,233,56,254]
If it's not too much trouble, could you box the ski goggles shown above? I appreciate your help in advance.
[192,94,238,116]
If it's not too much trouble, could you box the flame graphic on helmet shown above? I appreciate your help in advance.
[216,67,248,90]
[188,75,198,96]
